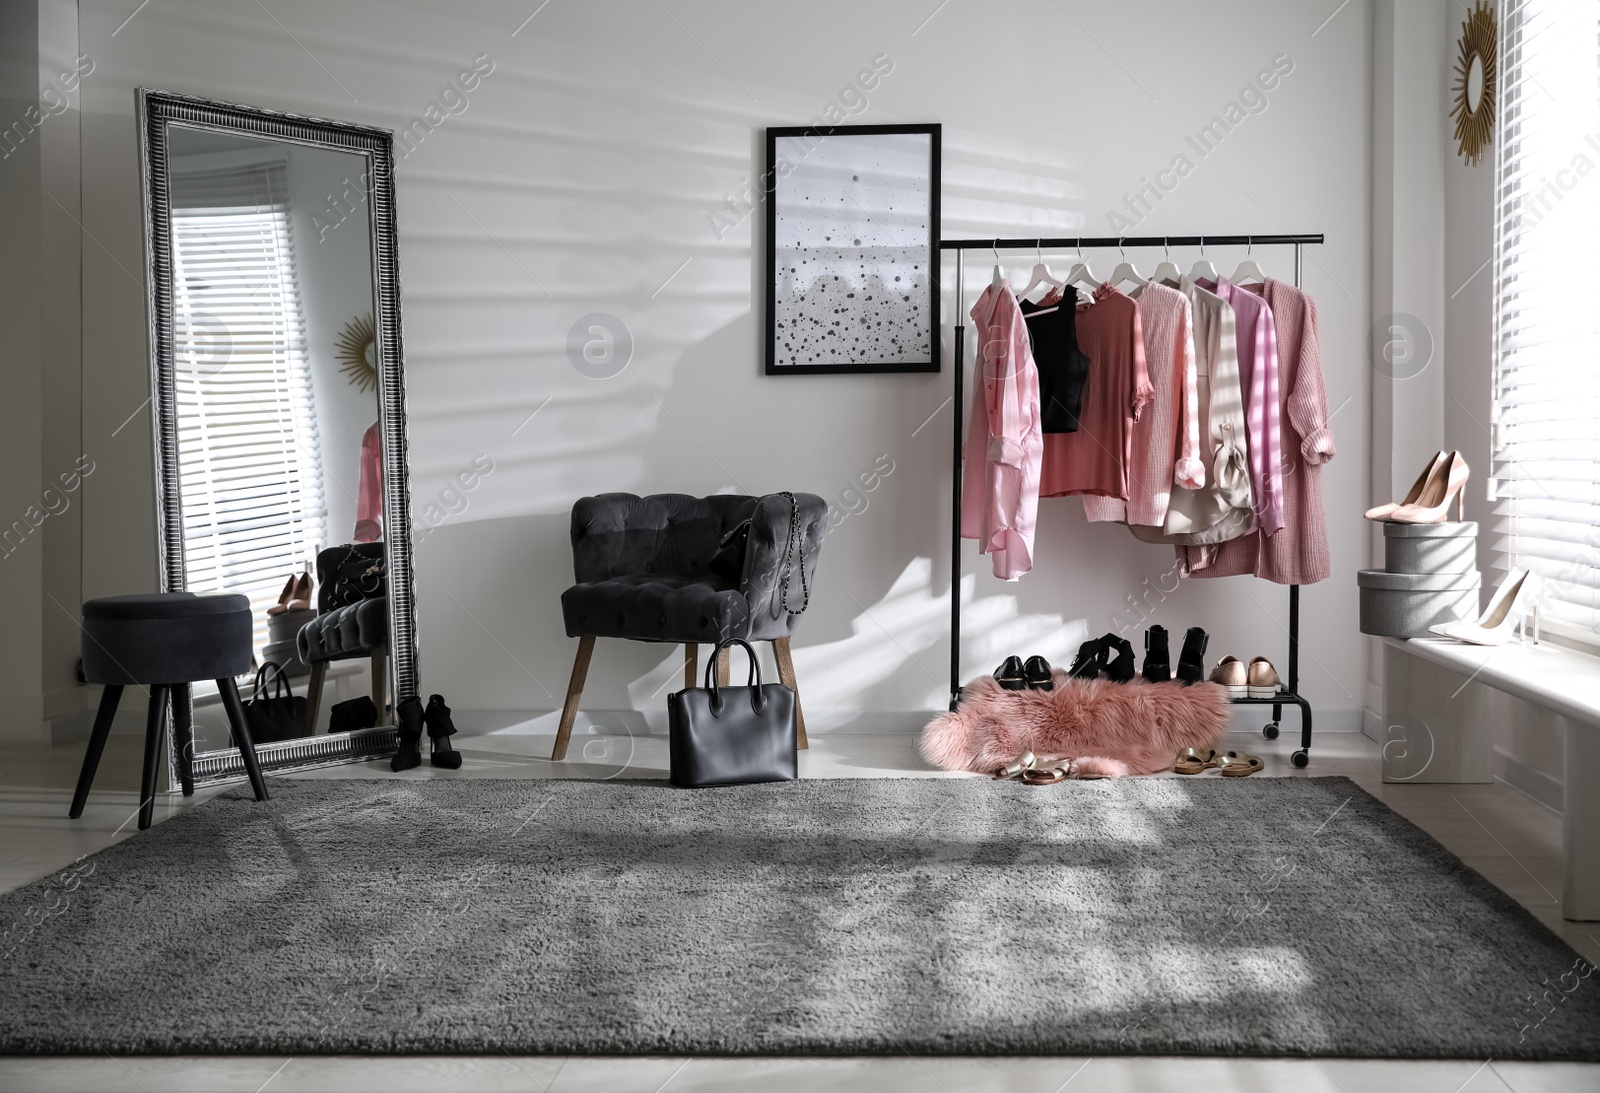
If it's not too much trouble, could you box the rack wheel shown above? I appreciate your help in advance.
[1263,722,1280,740]
[1291,749,1309,768]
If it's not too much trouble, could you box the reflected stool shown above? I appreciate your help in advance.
[69,593,269,830]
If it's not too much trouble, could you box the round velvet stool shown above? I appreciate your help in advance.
[70,592,269,830]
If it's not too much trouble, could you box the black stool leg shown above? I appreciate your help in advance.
[171,682,195,796]
[217,676,269,802]
[138,686,170,831]
[69,684,124,819]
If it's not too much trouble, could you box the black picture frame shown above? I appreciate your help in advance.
[764,123,941,375]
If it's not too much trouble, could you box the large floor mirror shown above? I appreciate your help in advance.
[137,89,416,786]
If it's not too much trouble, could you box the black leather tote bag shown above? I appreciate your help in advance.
[239,663,307,744]
[668,638,797,787]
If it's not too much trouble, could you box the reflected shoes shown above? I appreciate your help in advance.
[267,570,314,617]
[423,693,463,770]
[1429,567,1541,646]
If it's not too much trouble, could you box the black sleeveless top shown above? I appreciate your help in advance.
[1019,290,1092,433]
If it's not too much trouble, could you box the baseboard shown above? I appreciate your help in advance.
[459,706,1368,738]
[1493,748,1564,814]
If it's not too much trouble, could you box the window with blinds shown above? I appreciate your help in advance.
[170,158,327,656]
[1491,0,1600,642]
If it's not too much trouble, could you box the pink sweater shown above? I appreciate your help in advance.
[961,282,1042,580]
[1181,279,1335,584]
[1083,280,1201,526]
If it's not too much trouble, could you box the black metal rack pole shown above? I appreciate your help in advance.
[940,233,1323,762]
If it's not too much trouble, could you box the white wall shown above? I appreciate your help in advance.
[52,0,1374,739]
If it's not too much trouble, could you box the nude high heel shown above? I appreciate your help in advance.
[1366,450,1446,521]
[1391,451,1469,524]
[1429,568,1541,646]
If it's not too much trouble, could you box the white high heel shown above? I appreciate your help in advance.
[1429,568,1541,646]
[1391,450,1470,524]
[1367,450,1446,522]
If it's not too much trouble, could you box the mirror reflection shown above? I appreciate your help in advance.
[165,125,389,751]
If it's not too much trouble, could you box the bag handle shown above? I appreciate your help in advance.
[254,662,296,703]
[702,638,764,717]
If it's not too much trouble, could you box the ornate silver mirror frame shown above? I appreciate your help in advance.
[136,88,416,786]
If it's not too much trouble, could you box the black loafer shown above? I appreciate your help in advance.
[1023,655,1053,691]
[993,655,1027,691]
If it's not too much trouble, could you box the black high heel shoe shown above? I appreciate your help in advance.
[1023,655,1053,691]
[1142,625,1171,683]
[1100,634,1137,683]
[1067,638,1106,679]
[391,695,423,772]
[423,694,462,770]
[1176,627,1210,685]
[993,656,1027,691]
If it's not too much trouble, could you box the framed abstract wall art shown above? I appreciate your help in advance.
[764,123,940,375]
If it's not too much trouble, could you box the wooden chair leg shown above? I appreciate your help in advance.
[138,685,171,831]
[171,682,195,796]
[772,637,808,750]
[716,644,731,687]
[69,684,123,819]
[371,646,388,723]
[684,643,698,689]
[217,676,269,802]
[304,660,328,736]
[552,635,595,761]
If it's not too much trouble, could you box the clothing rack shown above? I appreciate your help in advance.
[941,233,1324,767]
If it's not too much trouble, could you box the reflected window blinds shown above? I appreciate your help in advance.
[170,159,327,654]
[1491,0,1600,639]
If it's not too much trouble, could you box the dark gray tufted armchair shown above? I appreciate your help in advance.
[553,492,826,761]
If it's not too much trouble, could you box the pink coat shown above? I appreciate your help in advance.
[961,282,1042,580]
[354,421,383,543]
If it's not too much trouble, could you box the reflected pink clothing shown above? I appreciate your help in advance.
[1203,277,1283,536]
[354,421,383,543]
[961,282,1042,580]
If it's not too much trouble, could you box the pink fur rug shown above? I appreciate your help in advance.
[920,672,1232,778]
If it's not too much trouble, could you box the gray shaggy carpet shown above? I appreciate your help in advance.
[0,776,1596,1058]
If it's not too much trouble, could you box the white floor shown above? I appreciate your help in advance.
[1,729,1596,1093]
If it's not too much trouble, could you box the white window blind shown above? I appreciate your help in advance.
[1491,0,1600,640]
[170,159,327,656]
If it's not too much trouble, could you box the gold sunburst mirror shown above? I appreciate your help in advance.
[1451,0,1497,165]
[336,313,377,392]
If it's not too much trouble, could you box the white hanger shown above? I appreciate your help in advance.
[1230,236,1265,285]
[1151,237,1183,285]
[1065,241,1101,291]
[1189,235,1218,283]
[1014,239,1066,301]
[1108,236,1147,289]
[991,241,1006,289]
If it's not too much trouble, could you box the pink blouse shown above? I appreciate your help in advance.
[1083,280,1200,526]
[354,421,383,543]
[960,282,1042,580]
[1205,277,1284,536]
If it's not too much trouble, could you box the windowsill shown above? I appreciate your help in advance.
[1384,635,1600,729]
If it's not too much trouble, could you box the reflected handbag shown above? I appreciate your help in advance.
[324,542,387,610]
[668,638,797,788]
[239,663,307,744]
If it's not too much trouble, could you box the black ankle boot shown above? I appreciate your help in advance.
[1100,634,1137,683]
[1142,625,1171,683]
[423,694,462,770]
[391,695,424,772]
[1067,638,1106,679]
[1176,627,1210,685]
[993,655,1027,691]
